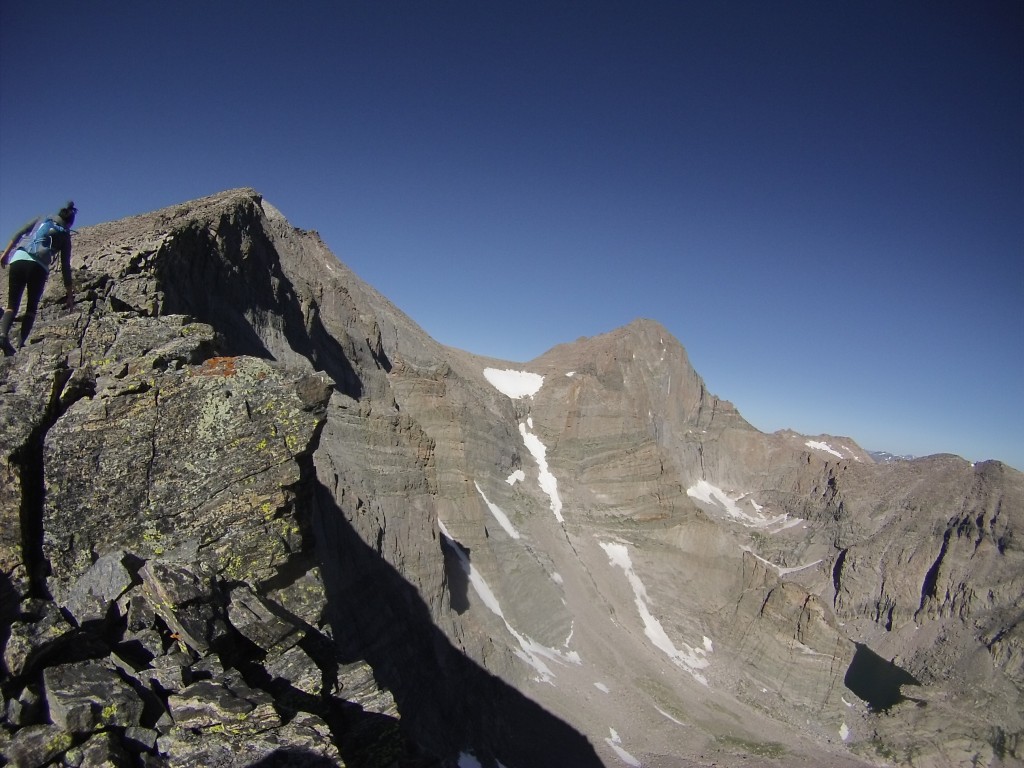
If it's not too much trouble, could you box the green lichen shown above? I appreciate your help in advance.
[273,515,301,541]
[142,527,165,556]
[45,731,74,755]
[221,552,254,582]
[195,390,236,440]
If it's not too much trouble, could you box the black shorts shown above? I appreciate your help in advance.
[6,258,48,316]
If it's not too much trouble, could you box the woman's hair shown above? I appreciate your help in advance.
[58,200,77,224]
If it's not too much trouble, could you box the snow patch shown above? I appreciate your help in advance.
[506,469,525,486]
[739,546,822,576]
[439,519,580,683]
[475,482,520,539]
[551,572,563,585]
[600,541,710,686]
[791,639,826,656]
[605,729,641,767]
[484,368,544,399]
[806,440,844,458]
[841,444,863,462]
[840,723,850,741]
[772,517,805,532]
[458,752,482,768]
[687,480,798,531]
[520,423,564,523]
[703,636,714,652]
[656,706,685,725]
[594,682,610,693]
[566,371,575,377]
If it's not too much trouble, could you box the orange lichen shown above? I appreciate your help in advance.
[196,357,238,377]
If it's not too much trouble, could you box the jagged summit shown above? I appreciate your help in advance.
[1,190,1020,768]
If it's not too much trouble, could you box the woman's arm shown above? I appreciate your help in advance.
[60,231,74,308]
[0,219,38,266]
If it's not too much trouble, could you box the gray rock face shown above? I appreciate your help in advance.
[1,188,1020,768]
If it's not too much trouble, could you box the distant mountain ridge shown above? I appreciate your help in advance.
[1,189,1020,768]
[869,450,917,464]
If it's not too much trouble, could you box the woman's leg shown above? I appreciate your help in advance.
[0,309,14,345]
[0,264,29,345]
[17,263,48,347]
[1,261,46,348]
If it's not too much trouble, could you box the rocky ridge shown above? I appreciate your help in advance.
[1,189,1021,768]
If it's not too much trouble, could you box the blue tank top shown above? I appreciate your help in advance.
[9,218,68,272]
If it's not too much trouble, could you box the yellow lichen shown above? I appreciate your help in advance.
[45,731,73,754]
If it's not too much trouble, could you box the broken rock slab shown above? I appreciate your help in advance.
[43,658,145,733]
[5,682,44,727]
[138,650,193,694]
[264,643,323,698]
[138,560,227,654]
[165,677,279,731]
[3,601,79,678]
[158,710,340,768]
[156,675,346,767]
[5,724,74,768]
[226,584,302,654]
[58,550,133,627]
[63,730,131,768]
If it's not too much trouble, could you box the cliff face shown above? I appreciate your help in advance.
[1,189,1021,768]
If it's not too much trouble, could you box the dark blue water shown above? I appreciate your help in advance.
[844,642,921,712]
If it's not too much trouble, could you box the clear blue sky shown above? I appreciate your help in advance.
[2,2,1021,469]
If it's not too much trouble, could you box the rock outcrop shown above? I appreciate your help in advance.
[1,188,1020,768]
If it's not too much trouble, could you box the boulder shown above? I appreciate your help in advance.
[165,677,279,731]
[63,730,131,768]
[4,683,43,728]
[138,560,226,654]
[59,550,133,627]
[264,643,323,698]
[226,584,301,654]
[5,724,74,768]
[139,650,192,693]
[43,659,145,733]
[3,601,78,678]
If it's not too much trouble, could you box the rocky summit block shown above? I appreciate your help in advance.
[43,354,332,599]
[1,192,436,768]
